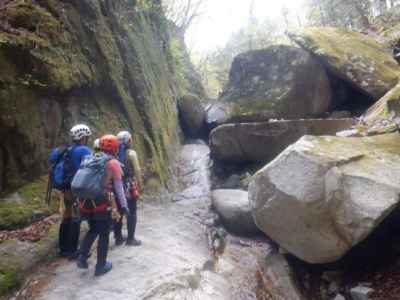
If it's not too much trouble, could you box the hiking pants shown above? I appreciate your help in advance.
[59,190,80,255]
[113,200,137,241]
[80,217,111,268]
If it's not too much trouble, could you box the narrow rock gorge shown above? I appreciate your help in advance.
[2,1,400,300]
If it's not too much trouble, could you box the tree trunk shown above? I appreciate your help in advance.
[379,0,388,12]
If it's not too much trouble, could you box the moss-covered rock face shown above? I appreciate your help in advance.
[0,177,59,229]
[206,45,332,126]
[289,27,400,99]
[0,0,189,193]
[169,25,206,100]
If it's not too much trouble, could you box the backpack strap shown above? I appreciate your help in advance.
[51,146,69,167]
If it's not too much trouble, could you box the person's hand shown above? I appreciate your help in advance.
[111,208,121,220]
[121,207,130,216]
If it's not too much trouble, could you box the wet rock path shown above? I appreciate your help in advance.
[15,144,271,300]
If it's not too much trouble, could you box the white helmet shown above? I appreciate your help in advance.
[93,138,100,150]
[117,131,132,144]
[70,124,92,141]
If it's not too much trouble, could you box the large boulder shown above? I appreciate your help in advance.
[178,94,206,137]
[210,119,354,163]
[258,251,305,300]
[206,45,332,126]
[357,82,400,135]
[212,189,259,236]
[289,27,400,99]
[249,133,400,264]
[339,83,400,137]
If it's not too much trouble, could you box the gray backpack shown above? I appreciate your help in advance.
[71,153,111,203]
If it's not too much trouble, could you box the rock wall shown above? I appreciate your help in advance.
[0,0,193,192]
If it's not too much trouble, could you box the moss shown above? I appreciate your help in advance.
[34,222,59,260]
[230,95,285,116]
[382,23,400,47]
[364,83,400,123]
[0,1,184,193]
[303,133,400,159]
[0,177,58,230]
[0,222,59,295]
[0,268,19,295]
[289,27,400,98]
[169,35,189,94]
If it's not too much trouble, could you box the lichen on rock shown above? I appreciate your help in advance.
[206,45,333,126]
[289,27,400,99]
[0,177,58,230]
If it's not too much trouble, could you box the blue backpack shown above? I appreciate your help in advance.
[48,145,76,191]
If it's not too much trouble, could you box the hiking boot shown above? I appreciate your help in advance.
[115,237,125,246]
[59,250,79,259]
[77,258,89,269]
[59,251,71,258]
[95,262,112,276]
[68,251,80,260]
[126,239,142,246]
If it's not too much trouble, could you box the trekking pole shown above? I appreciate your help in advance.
[45,173,53,206]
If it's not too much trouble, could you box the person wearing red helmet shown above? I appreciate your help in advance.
[77,134,130,276]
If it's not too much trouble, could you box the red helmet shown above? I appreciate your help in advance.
[100,134,119,155]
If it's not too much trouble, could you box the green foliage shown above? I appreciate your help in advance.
[0,268,18,295]
[192,18,285,97]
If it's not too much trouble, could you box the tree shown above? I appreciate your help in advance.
[305,0,372,29]
[192,17,283,97]
[162,0,207,33]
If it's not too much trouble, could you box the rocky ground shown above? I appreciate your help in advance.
[5,144,272,300]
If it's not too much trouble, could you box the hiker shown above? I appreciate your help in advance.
[49,124,92,259]
[76,134,130,276]
[113,130,143,246]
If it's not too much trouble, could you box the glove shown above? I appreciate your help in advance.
[121,207,130,216]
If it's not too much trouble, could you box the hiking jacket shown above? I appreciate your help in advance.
[70,144,92,176]
[103,158,128,210]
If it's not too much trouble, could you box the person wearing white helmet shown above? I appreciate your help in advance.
[114,130,143,246]
[58,124,92,258]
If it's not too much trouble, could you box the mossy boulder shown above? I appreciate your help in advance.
[289,27,400,99]
[342,83,400,137]
[178,94,206,137]
[363,82,400,127]
[0,220,59,295]
[206,45,332,126]
[382,23,400,48]
[0,177,59,230]
[210,118,355,163]
[0,0,196,193]
[249,133,400,264]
